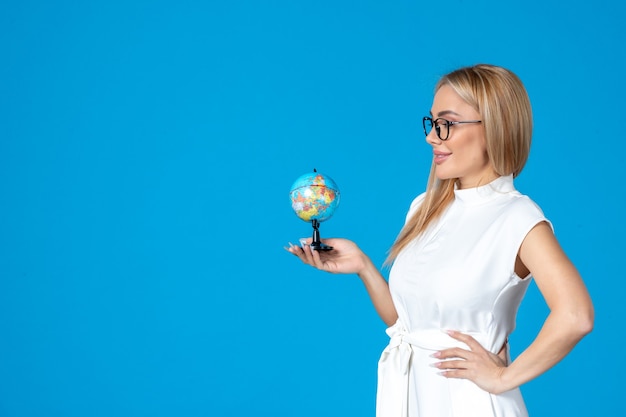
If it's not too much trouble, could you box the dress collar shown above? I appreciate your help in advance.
[454,175,515,205]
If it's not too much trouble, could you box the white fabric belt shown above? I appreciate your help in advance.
[376,321,490,417]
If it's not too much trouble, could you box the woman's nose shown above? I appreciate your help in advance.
[425,130,442,146]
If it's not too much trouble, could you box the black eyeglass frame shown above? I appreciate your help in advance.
[422,117,482,141]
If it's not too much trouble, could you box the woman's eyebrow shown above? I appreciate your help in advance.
[436,110,461,118]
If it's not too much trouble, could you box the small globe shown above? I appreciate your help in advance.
[289,171,340,223]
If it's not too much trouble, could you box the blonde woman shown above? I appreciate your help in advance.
[286,64,593,417]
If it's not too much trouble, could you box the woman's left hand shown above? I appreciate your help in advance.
[432,330,509,394]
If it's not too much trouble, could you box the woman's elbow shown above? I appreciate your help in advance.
[578,306,594,336]
[571,303,594,338]
[555,303,594,340]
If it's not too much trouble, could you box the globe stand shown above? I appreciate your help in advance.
[310,219,333,251]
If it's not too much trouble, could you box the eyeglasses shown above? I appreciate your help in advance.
[422,117,482,141]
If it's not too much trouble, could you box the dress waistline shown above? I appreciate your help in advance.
[376,321,491,417]
[385,322,490,352]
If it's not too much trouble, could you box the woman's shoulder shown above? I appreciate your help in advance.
[505,191,545,216]
[500,191,553,232]
[405,192,427,221]
[408,192,427,210]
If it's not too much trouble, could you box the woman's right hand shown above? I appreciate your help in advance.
[285,238,369,275]
[287,237,399,326]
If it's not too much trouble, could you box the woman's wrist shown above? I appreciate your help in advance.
[356,255,376,280]
[495,366,517,394]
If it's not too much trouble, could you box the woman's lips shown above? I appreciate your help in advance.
[434,151,451,164]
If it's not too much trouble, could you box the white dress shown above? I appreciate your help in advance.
[378,175,550,417]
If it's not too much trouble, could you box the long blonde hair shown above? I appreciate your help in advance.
[386,64,533,263]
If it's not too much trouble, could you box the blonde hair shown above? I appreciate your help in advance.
[386,64,533,263]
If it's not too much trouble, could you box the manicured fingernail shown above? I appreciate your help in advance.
[429,362,441,368]
[430,351,441,358]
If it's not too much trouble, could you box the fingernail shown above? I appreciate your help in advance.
[430,351,441,358]
[429,362,441,368]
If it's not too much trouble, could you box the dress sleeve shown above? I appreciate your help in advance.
[504,196,553,278]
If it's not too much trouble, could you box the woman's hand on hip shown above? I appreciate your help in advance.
[432,330,511,394]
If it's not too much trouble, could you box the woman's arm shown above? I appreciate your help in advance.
[287,238,398,326]
[498,221,594,391]
[355,255,398,326]
[434,222,594,394]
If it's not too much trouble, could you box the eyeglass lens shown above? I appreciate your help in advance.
[423,117,448,140]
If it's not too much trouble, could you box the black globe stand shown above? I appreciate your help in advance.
[310,219,333,251]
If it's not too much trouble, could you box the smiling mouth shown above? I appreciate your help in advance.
[434,152,451,163]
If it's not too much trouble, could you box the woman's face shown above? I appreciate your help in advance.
[426,84,496,189]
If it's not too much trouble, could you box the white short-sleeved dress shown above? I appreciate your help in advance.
[377,175,549,417]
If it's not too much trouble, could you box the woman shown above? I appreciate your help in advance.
[286,64,593,417]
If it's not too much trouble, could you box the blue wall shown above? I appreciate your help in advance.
[1,0,623,415]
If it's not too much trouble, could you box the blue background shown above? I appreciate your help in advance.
[1,0,623,415]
